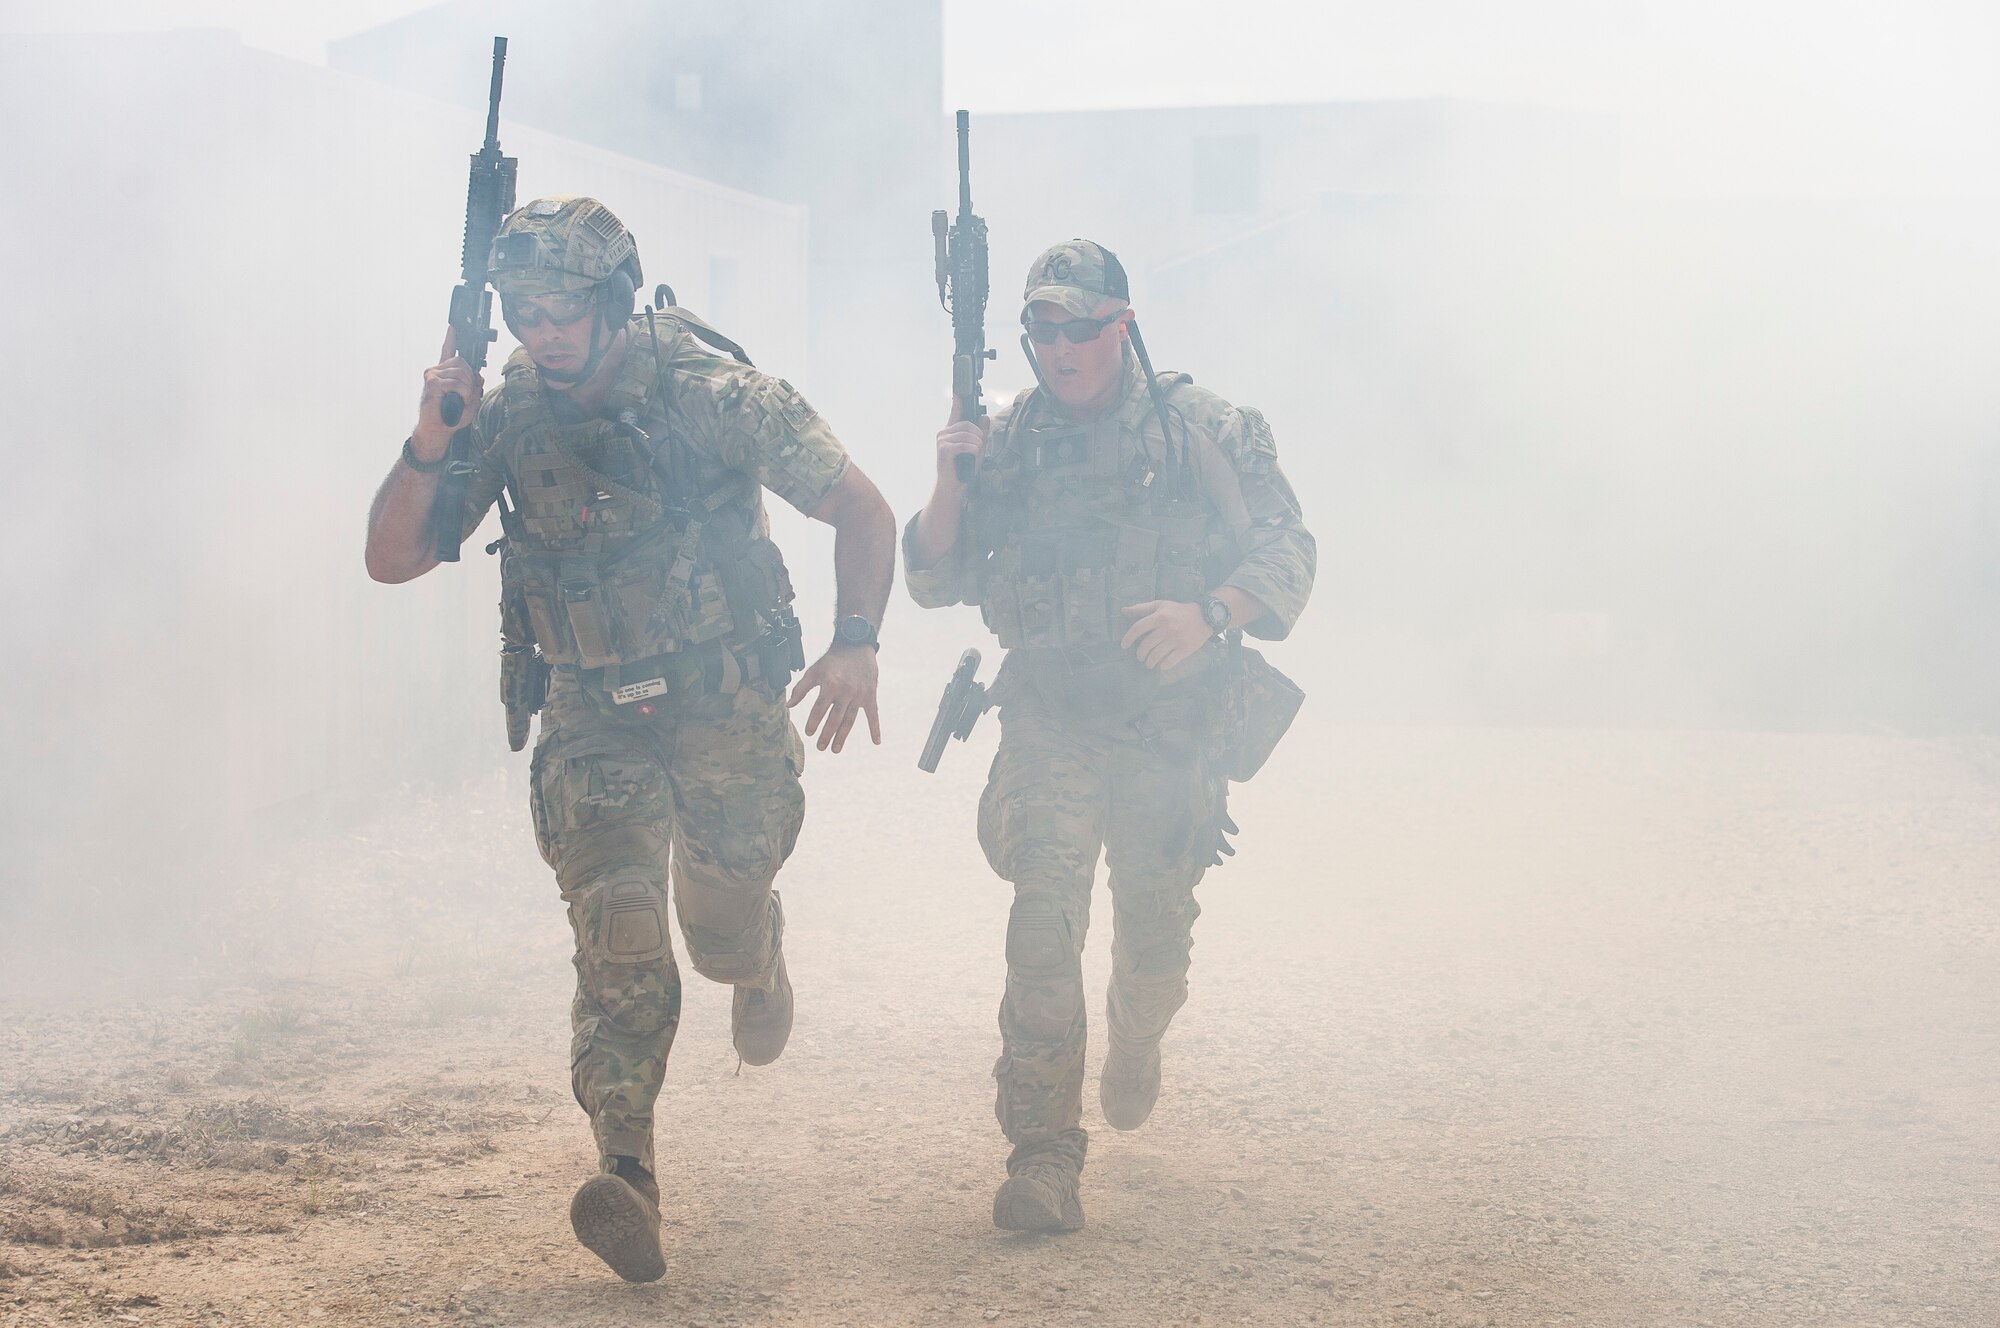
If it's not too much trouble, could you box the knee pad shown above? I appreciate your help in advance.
[574,867,672,967]
[1005,893,1077,978]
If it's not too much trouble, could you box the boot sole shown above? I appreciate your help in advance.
[570,1175,666,1283]
[992,1184,1085,1233]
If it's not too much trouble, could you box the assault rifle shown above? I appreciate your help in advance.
[433,36,518,563]
[931,110,992,482]
[918,648,990,773]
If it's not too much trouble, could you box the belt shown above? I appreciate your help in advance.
[573,641,763,705]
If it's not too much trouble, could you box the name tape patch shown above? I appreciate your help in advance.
[612,678,669,705]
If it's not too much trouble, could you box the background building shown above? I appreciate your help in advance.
[331,0,947,463]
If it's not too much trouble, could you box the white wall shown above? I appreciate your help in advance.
[0,30,808,888]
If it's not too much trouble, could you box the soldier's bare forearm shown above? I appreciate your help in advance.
[813,466,896,626]
[908,488,964,571]
[365,459,444,584]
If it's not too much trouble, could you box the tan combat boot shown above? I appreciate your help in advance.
[732,950,793,1066]
[1099,1034,1162,1131]
[992,1135,1087,1233]
[570,1157,666,1283]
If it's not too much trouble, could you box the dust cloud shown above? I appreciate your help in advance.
[0,4,1995,1326]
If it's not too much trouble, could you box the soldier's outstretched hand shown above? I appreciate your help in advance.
[412,328,482,463]
[789,644,882,754]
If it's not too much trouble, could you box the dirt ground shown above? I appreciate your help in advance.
[3,718,1996,1326]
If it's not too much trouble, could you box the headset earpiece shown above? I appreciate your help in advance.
[600,264,637,328]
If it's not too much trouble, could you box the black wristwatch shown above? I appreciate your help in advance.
[1199,595,1232,634]
[833,616,880,651]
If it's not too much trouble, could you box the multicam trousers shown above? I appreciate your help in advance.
[530,669,805,1174]
[977,697,1227,1159]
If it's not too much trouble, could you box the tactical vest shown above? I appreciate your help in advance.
[967,372,1241,658]
[490,320,794,677]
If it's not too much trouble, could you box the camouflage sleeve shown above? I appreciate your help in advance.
[440,386,508,548]
[675,357,850,517]
[1215,406,1316,641]
[902,508,978,609]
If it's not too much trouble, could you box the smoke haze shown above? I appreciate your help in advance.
[0,4,1994,1324]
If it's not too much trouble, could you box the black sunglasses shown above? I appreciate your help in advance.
[1021,310,1124,345]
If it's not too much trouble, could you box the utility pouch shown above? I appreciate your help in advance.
[514,559,571,665]
[1058,564,1111,648]
[1014,568,1060,646]
[1112,524,1161,609]
[609,557,674,658]
[497,548,549,752]
[500,643,550,752]
[979,546,1026,647]
[558,559,618,671]
[1221,643,1304,781]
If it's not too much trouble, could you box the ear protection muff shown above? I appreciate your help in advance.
[599,262,638,330]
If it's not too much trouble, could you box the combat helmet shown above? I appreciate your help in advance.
[488,196,642,380]
[490,196,641,297]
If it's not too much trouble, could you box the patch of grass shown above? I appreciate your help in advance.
[0,1169,216,1248]
[233,996,307,1060]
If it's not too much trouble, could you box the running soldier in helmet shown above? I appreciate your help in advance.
[905,241,1314,1232]
[365,198,895,1281]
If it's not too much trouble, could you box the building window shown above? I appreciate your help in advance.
[1193,134,1260,214]
[674,73,702,112]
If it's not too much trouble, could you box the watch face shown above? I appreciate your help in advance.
[1202,598,1230,631]
[837,617,876,646]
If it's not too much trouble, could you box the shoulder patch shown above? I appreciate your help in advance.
[1233,406,1278,469]
[777,383,815,432]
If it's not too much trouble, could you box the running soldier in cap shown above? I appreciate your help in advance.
[906,241,1314,1231]
[365,197,895,1280]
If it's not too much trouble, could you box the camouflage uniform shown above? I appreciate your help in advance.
[444,229,847,1180]
[906,242,1315,1199]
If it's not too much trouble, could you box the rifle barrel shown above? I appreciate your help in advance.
[956,109,972,214]
[483,37,508,149]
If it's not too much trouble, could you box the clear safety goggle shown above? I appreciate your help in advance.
[502,291,595,328]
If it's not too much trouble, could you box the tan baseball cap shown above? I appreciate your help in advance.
[1022,239,1130,318]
